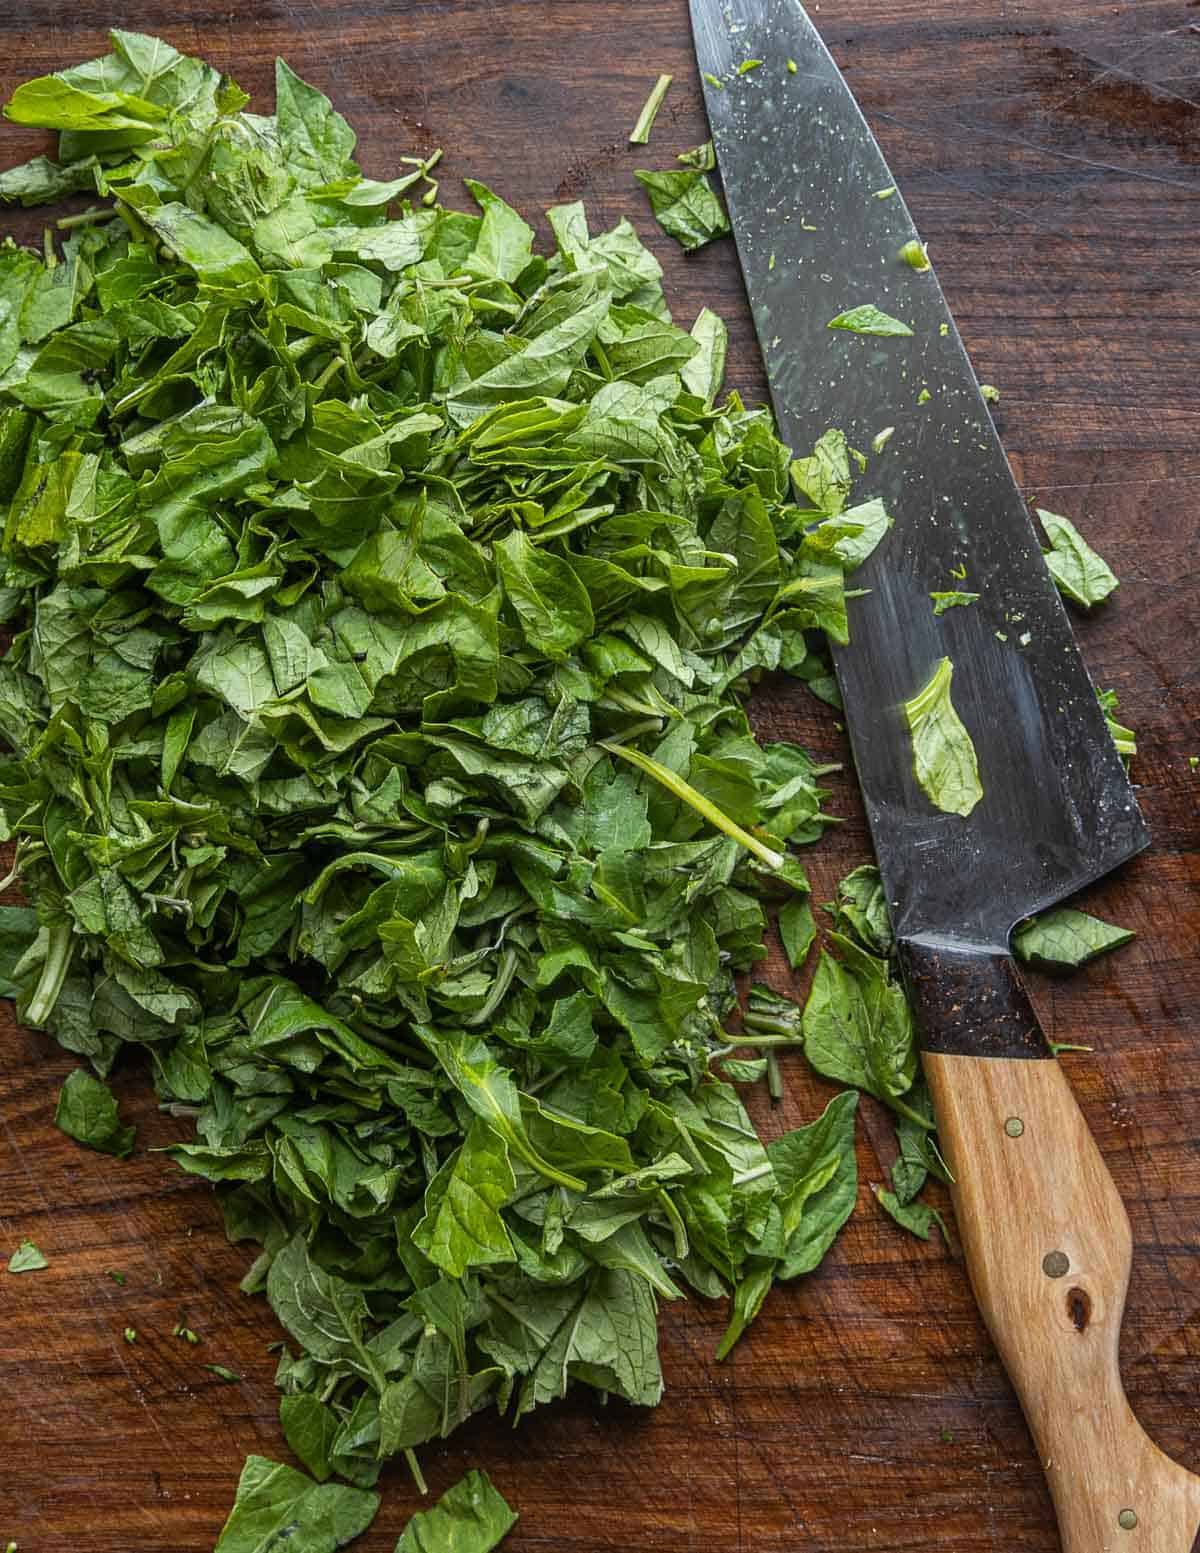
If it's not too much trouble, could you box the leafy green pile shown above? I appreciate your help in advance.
[212,1460,515,1553]
[0,30,898,1487]
[0,33,1140,1544]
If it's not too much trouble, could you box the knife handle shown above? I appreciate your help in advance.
[906,945,1200,1553]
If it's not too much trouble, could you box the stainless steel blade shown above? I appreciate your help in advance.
[691,0,1148,952]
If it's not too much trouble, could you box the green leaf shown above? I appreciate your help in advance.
[8,1239,49,1273]
[930,590,979,615]
[826,305,913,337]
[1012,907,1134,969]
[138,204,261,287]
[680,306,727,403]
[902,656,983,818]
[874,1185,945,1242]
[634,169,730,252]
[54,1069,135,1157]
[801,941,917,1110]
[778,897,816,969]
[274,59,357,187]
[412,1118,516,1278]
[494,531,594,661]
[769,1089,859,1278]
[464,179,535,283]
[267,1236,381,1384]
[279,1395,341,1484]
[3,75,165,134]
[1037,508,1119,608]
[395,1469,517,1553]
[0,153,99,206]
[213,1455,379,1553]
[417,1029,586,1192]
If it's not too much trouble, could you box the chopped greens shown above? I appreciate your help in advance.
[0,29,1147,1547]
[395,1469,517,1552]
[629,74,673,145]
[902,658,983,818]
[0,29,899,1510]
[676,140,716,172]
[930,590,980,615]
[1099,688,1136,763]
[7,1239,48,1273]
[54,1070,135,1158]
[898,240,929,272]
[827,305,913,337]
[1013,908,1134,969]
[979,383,1000,404]
[213,1456,379,1553]
[634,167,731,251]
[1037,509,1119,608]
[738,59,764,75]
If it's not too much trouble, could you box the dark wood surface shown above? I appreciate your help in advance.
[1,3,1198,1549]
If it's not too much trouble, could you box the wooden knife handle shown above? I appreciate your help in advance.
[905,940,1200,1553]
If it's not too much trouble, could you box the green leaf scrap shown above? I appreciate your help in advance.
[1037,509,1119,608]
[902,657,983,818]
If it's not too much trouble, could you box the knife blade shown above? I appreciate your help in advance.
[690,2,1200,1548]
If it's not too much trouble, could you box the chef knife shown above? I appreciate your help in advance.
[689,2,1200,1547]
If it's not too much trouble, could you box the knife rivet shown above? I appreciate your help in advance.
[1118,1509,1138,1531]
[1004,1116,1025,1138]
[1042,1250,1069,1279]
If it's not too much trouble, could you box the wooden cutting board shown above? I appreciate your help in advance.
[1,2,1197,1548]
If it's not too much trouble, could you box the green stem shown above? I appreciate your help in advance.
[728,1034,801,1050]
[25,920,74,1027]
[766,1051,784,1104]
[311,354,345,393]
[742,1014,798,1037]
[590,339,614,380]
[464,947,518,1027]
[56,207,112,230]
[405,1449,428,1496]
[113,198,155,248]
[600,741,785,870]
[887,1095,936,1132]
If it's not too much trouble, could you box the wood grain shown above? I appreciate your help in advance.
[925,1052,1200,1553]
[1,2,1198,1550]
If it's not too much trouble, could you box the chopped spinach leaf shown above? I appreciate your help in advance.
[7,1239,48,1273]
[1012,908,1134,969]
[827,305,913,337]
[1037,508,1118,608]
[930,590,980,615]
[55,1070,134,1158]
[634,168,730,251]
[213,1455,379,1553]
[902,657,983,818]
[395,1469,517,1552]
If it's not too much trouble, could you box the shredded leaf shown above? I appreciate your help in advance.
[1037,508,1119,608]
[902,657,983,817]
[635,168,731,251]
[827,305,913,337]
[7,1239,48,1274]
[1013,907,1134,969]
[395,1469,517,1552]
[930,590,980,615]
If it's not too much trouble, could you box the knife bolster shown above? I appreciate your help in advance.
[897,938,1052,1058]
